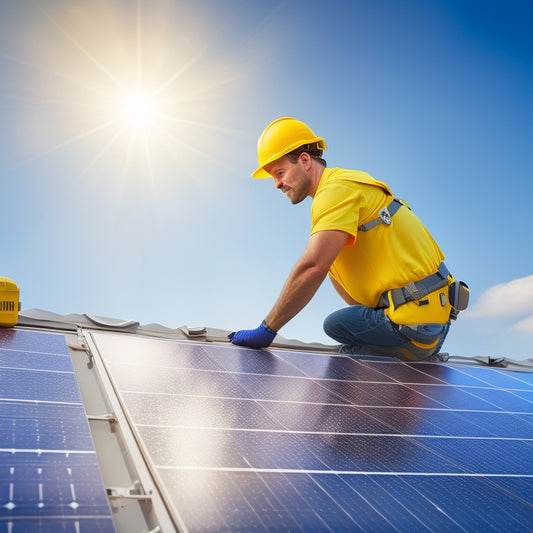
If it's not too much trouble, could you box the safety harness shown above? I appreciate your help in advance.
[358,197,468,317]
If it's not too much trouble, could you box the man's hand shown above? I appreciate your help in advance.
[228,321,277,349]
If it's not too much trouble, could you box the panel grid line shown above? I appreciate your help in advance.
[154,466,533,478]
[134,423,533,441]
[117,388,533,415]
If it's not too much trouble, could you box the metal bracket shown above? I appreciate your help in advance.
[106,480,153,501]
[185,326,207,338]
[87,413,117,424]
[72,328,95,368]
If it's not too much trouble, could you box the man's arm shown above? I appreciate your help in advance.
[229,230,349,348]
[264,230,349,331]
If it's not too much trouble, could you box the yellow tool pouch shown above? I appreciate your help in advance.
[449,280,469,318]
[0,278,20,327]
[384,285,452,326]
[380,262,453,325]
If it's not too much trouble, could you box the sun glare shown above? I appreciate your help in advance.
[6,0,252,186]
[121,91,159,129]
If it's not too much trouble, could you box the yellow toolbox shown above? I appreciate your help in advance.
[0,278,20,327]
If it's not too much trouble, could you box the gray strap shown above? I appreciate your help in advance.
[382,262,451,309]
[358,198,404,232]
[404,282,425,301]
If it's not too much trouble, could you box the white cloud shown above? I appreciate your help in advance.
[467,274,533,317]
[509,314,533,335]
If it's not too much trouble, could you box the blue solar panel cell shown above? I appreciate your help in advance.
[404,362,494,386]
[272,352,401,385]
[0,402,95,450]
[273,349,396,382]
[494,476,533,506]
[453,366,533,389]
[158,469,370,533]
[322,380,444,408]
[514,390,533,405]
[409,383,509,410]
[0,349,74,372]
[259,472,376,532]
[0,518,115,533]
[357,360,448,385]
[107,363,253,398]
[0,329,70,355]
[138,426,332,471]
[96,333,222,371]
[1,368,83,404]
[337,473,533,531]
[315,473,443,531]
[1,451,114,516]
[467,387,533,412]
[260,401,394,433]
[210,346,307,377]
[121,392,284,431]
[422,438,533,475]
[232,372,352,404]
[515,372,533,386]
[391,408,533,439]
[90,332,533,532]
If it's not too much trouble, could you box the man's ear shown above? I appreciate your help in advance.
[299,151,312,170]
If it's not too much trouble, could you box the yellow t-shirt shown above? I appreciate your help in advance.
[311,168,449,326]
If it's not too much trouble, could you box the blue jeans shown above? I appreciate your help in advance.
[323,306,450,361]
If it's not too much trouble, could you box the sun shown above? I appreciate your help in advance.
[8,0,250,185]
[120,91,160,129]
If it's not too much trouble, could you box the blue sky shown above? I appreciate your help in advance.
[1,0,532,360]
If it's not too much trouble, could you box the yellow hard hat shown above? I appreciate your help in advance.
[252,117,327,178]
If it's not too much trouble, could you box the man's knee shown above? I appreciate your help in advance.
[323,306,374,344]
[323,311,342,340]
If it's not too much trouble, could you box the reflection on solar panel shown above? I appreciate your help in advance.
[0,329,115,533]
[91,332,533,532]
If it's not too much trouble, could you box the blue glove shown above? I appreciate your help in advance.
[228,321,277,348]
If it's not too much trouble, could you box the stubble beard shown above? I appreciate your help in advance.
[287,167,309,205]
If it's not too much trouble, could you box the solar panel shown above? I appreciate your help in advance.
[90,331,533,532]
[0,329,116,533]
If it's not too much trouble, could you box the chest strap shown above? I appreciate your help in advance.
[379,262,451,309]
[358,198,405,232]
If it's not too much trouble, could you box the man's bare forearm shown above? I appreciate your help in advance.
[265,260,329,332]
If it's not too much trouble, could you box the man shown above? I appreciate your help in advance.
[229,117,468,360]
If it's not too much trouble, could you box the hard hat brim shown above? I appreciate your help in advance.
[252,167,271,179]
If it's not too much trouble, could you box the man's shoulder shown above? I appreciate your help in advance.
[320,168,391,193]
[323,167,371,180]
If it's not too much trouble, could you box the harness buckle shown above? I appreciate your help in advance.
[379,206,392,225]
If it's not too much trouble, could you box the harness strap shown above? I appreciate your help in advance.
[358,198,405,232]
[379,262,451,309]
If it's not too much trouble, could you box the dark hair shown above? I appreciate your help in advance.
[286,143,327,167]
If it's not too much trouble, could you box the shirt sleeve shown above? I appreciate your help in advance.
[311,180,366,247]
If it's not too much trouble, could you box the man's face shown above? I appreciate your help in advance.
[264,155,310,205]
